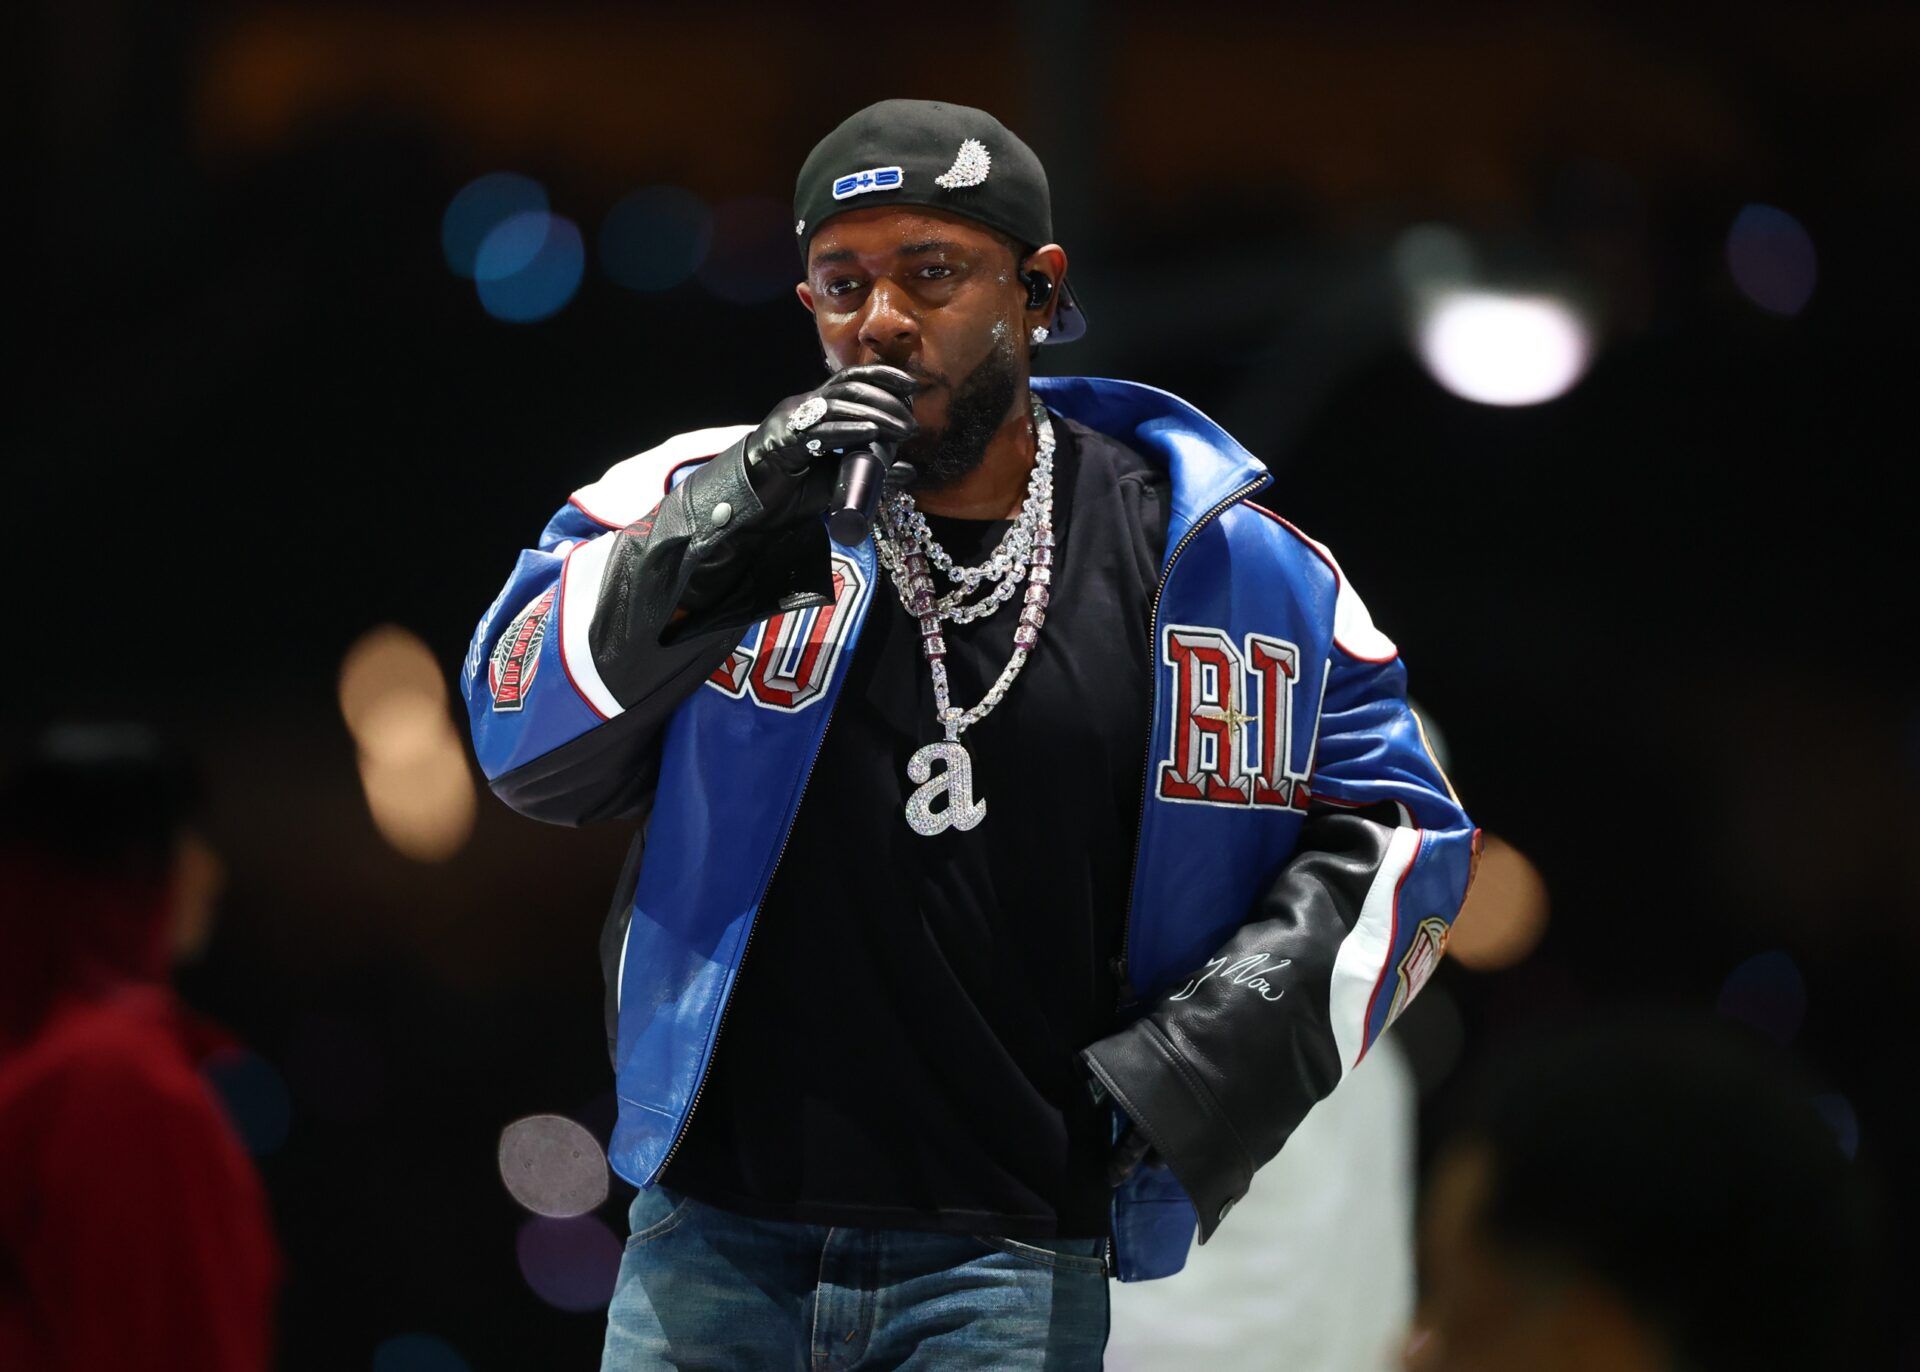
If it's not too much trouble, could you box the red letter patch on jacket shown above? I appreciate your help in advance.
[1157,625,1314,811]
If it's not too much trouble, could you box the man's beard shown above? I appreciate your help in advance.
[895,327,1021,494]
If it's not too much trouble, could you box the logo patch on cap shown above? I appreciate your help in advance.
[933,138,991,189]
[831,166,904,200]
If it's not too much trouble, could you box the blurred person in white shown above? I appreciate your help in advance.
[1106,1034,1417,1370]
[1407,1014,1873,1372]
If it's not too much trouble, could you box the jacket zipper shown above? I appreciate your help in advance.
[650,669,846,1182]
[1113,476,1266,1005]
[1105,476,1265,1281]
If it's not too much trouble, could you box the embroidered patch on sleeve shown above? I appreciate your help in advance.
[488,587,556,713]
[1385,915,1450,1026]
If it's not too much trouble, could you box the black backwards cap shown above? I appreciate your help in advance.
[793,98,1087,344]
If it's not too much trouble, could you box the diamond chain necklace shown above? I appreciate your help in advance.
[874,396,1056,836]
[874,407,1052,625]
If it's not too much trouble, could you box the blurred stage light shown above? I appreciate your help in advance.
[201,1047,292,1157]
[516,1215,622,1312]
[499,1114,610,1219]
[1415,290,1593,406]
[1726,204,1817,317]
[372,1333,473,1372]
[476,212,585,324]
[697,197,797,305]
[473,209,553,284]
[339,626,477,862]
[1811,1093,1860,1161]
[1715,949,1806,1046]
[339,626,444,736]
[1445,835,1549,972]
[357,745,477,863]
[442,173,548,280]
[601,186,713,292]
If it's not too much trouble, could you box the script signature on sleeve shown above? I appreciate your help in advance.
[1168,952,1291,1003]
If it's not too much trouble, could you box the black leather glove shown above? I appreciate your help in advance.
[740,364,919,520]
[588,365,923,695]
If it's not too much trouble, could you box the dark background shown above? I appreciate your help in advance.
[15,1,1917,1366]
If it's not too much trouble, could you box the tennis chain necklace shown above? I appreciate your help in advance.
[874,396,1055,836]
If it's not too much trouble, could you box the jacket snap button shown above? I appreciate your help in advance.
[711,501,733,526]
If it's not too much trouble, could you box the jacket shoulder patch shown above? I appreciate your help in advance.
[488,588,556,712]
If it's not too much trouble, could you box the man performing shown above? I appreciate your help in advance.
[464,99,1477,1369]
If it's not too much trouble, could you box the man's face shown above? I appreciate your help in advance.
[796,207,1039,489]
[1407,1145,1668,1372]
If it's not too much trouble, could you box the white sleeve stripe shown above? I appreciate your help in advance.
[568,424,755,529]
[557,533,624,721]
[1299,528,1399,664]
[1330,579,1399,663]
[1328,824,1422,1077]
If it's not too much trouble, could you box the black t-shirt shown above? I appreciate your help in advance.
[659,413,1170,1240]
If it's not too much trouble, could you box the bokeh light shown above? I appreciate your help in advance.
[339,625,477,862]
[1811,1093,1860,1161]
[476,212,585,323]
[1415,290,1593,406]
[201,1047,292,1157]
[357,747,479,862]
[600,186,712,292]
[1716,949,1807,1045]
[339,626,443,739]
[1726,204,1817,317]
[696,196,797,305]
[372,1333,473,1372]
[1445,835,1550,971]
[473,210,552,284]
[516,1215,622,1312]
[499,1114,610,1218]
[442,173,548,280]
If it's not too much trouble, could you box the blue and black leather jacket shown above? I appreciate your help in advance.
[463,376,1478,1282]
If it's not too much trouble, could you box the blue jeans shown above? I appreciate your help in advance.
[601,1185,1111,1370]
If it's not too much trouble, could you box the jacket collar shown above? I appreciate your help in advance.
[1031,376,1272,554]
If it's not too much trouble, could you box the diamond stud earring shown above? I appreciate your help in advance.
[1030,325,1049,345]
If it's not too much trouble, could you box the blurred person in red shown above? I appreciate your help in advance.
[1406,1014,1873,1372]
[0,724,281,1371]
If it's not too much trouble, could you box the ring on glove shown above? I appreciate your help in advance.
[790,396,828,430]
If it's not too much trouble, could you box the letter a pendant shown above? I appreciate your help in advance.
[904,740,987,836]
